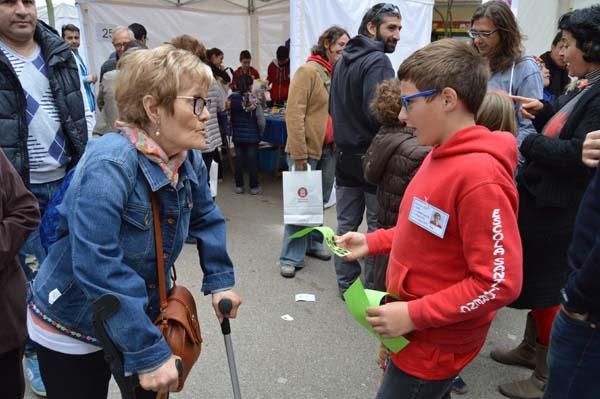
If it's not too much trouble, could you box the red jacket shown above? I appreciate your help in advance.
[267,60,290,104]
[231,66,260,91]
[366,125,522,379]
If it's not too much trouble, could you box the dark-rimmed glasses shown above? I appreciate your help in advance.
[468,29,498,39]
[176,96,211,116]
[400,89,439,110]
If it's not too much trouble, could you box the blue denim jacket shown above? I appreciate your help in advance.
[31,133,235,375]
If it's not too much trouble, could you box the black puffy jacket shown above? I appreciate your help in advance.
[0,21,87,186]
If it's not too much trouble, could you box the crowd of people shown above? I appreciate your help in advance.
[1,0,600,398]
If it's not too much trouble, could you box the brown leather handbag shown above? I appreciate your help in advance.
[150,192,202,392]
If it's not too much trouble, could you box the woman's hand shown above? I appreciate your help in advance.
[335,232,369,261]
[138,354,180,393]
[366,301,415,338]
[511,95,544,119]
[294,159,308,171]
[212,290,242,322]
[582,131,600,168]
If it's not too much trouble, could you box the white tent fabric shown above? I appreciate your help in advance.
[290,0,434,76]
[77,0,289,76]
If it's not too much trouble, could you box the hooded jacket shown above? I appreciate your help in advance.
[330,35,394,154]
[366,126,522,380]
[0,20,88,186]
[267,59,290,104]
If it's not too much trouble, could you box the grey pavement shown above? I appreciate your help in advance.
[26,170,531,399]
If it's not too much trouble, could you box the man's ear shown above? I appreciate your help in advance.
[367,21,377,39]
[440,87,459,110]
[142,94,159,125]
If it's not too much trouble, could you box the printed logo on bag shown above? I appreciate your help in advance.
[297,187,308,199]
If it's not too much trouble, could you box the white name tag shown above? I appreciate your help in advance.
[408,197,449,238]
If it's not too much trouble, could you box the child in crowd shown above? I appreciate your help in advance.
[477,91,518,135]
[363,78,431,381]
[230,74,265,194]
[336,39,523,398]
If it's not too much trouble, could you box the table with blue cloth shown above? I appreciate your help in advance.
[261,108,288,175]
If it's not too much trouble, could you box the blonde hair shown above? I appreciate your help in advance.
[115,44,213,128]
[476,91,517,135]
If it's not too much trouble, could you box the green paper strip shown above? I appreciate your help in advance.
[288,226,351,257]
[343,279,410,353]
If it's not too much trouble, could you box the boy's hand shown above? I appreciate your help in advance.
[335,232,368,261]
[510,95,543,119]
[366,301,415,338]
[582,130,600,168]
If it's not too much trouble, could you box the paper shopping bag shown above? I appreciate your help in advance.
[282,165,323,226]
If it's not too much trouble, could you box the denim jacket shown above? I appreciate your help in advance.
[31,133,235,375]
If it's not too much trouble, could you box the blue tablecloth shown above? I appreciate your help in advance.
[263,111,287,146]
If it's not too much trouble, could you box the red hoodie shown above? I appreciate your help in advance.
[366,125,522,380]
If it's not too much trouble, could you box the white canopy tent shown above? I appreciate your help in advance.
[76,0,434,77]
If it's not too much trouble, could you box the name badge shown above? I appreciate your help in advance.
[408,197,449,238]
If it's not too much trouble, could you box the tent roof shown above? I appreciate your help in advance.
[77,0,288,15]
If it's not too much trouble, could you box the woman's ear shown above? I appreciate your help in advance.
[142,94,160,125]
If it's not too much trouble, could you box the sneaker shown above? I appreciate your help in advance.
[185,236,197,244]
[280,263,296,278]
[24,356,47,397]
[452,375,468,395]
[306,249,331,261]
[250,186,262,195]
[235,186,244,194]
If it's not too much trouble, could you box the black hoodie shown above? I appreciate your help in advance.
[330,35,394,188]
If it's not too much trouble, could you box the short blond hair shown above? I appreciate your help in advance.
[476,91,517,135]
[115,44,213,128]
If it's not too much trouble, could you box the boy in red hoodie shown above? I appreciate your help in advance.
[336,39,523,398]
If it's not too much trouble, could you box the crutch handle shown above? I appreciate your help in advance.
[219,298,233,335]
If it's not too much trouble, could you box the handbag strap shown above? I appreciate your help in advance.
[151,192,168,311]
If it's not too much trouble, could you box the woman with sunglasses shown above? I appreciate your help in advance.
[470,0,543,157]
[27,44,242,398]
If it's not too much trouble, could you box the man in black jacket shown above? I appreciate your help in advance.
[544,155,600,398]
[0,1,88,395]
[330,3,400,294]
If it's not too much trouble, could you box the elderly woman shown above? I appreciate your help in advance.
[491,6,600,399]
[27,44,241,398]
[278,26,350,278]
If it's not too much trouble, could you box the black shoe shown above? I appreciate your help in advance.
[185,236,197,244]
[452,376,468,395]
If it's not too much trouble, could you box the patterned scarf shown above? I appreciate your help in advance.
[119,124,187,187]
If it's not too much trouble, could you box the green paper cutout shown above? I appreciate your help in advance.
[343,279,410,353]
[288,226,351,257]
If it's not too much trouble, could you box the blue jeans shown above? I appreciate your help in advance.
[318,144,336,204]
[334,185,377,291]
[234,142,259,189]
[19,178,64,357]
[377,361,453,399]
[544,308,600,399]
[279,157,325,268]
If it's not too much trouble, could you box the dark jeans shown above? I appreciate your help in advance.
[377,361,453,399]
[36,344,161,399]
[234,142,259,189]
[544,309,600,399]
[19,179,63,357]
[0,348,25,399]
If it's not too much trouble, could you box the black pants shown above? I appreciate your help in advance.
[36,344,162,399]
[0,348,25,399]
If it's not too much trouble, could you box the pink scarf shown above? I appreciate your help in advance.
[119,124,187,188]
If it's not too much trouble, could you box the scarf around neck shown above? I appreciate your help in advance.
[119,124,187,188]
[306,54,332,75]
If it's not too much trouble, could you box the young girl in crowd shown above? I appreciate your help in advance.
[230,74,265,194]
[477,91,518,135]
[363,78,431,381]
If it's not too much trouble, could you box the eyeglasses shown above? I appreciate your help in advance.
[400,89,439,110]
[176,96,211,116]
[113,41,130,49]
[468,29,498,39]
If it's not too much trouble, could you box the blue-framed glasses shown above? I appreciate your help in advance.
[400,89,439,110]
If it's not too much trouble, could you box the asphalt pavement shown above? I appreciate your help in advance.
[25,169,532,399]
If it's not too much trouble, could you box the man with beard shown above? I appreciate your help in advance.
[330,3,400,295]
